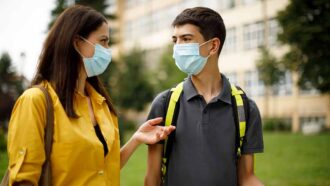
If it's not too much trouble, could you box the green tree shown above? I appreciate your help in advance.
[256,47,283,87]
[111,48,154,112]
[0,53,23,126]
[277,0,330,93]
[256,47,284,117]
[48,0,66,29]
[154,45,187,92]
[49,0,116,30]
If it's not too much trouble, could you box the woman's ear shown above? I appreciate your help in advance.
[73,36,83,56]
[73,36,81,50]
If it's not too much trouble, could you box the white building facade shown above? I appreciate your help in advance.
[111,0,330,132]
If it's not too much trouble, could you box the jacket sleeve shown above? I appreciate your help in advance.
[7,88,47,186]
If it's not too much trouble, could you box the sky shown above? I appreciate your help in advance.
[0,0,56,80]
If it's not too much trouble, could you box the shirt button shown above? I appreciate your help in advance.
[18,149,25,155]
[98,170,104,175]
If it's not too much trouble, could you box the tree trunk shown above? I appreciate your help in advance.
[326,96,330,129]
[292,72,300,132]
[264,86,271,118]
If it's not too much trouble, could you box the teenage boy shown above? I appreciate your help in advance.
[145,7,264,186]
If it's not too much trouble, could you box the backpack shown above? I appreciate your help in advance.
[160,81,250,182]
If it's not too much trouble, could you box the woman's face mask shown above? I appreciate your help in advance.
[172,40,212,75]
[77,37,112,77]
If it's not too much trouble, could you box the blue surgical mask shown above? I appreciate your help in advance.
[78,37,112,77]
[173,40,211,75]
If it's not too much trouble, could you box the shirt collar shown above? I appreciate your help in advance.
[184,76,200,101]
[41,80,59,105]
[184,74,232,105]
[216,74,232,105]
[75,82,106,105]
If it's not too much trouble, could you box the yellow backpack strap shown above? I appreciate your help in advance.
[230,84,246,157]
[161,82,184,181]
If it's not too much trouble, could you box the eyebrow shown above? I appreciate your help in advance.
[100,35,109,40]
[172,34,194,39]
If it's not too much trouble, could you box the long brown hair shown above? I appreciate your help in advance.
[32,5,117,117]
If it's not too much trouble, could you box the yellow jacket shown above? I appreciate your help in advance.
[7,81,120,186]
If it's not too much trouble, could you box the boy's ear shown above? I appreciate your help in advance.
[210,38,220,55]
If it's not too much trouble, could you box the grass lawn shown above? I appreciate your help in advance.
[0,151,8,178]
[120,145,147,185]
[1,132,330,185]
[255,132,330,186]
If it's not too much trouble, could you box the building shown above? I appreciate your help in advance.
[110,0,330,132]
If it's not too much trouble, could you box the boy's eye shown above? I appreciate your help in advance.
[183,38,191,42]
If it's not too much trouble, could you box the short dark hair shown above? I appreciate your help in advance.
[172,7,226,55]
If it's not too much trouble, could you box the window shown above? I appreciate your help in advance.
[125,0,136,8]
[272,71,292,96]
[243,19,280,49]
[243,22,264,49]
[300,116,326,133]
[162,5,181,31]
[201,0,220,9]
[219,0,235,10]
[124,21,133,40]
[222,27,236,53]
[244,70,265,97]
[225,72,238,85]
[242,0,259,5]
[299,82,320,95]
[152,11,164,32]
[181,0,199,9]
[268,19,279,46]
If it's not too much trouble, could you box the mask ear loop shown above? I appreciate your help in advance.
[199,39,213,58]
[199,39,212,47]
[75,36,96,58]
[80,36,96,46]
[75,48,86,58]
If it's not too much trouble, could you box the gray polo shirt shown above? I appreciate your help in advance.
[147,74,263,186]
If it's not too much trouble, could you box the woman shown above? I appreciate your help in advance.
[7,5,174,186]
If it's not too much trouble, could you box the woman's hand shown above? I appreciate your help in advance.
[120,117,175,168]
[132,117,175,145]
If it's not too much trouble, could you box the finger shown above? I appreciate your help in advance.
[148,117,163,126]
[160,132,166,140]
[168,126,176,131]
[162,127,174,138]
[163,128,171,136]
[155,132,161,142]
[164,126,176,135]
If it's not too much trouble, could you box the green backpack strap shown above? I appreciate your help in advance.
[230,83,247,157]
[161,82,184,183]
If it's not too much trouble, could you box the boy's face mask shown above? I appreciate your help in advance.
[78,37,112,77]
[172,40,211,75]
